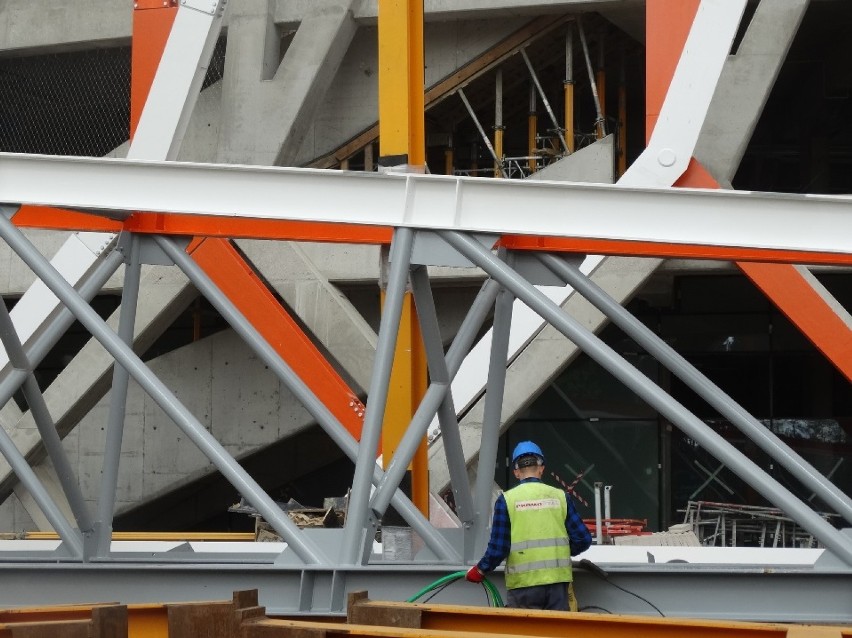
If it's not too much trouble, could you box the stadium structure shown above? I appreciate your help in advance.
[0,0,849,622]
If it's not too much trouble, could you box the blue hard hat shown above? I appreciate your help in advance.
[512,440,544,465]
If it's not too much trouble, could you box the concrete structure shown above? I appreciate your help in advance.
[0,0,849,619]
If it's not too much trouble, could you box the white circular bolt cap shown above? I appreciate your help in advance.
[657,148,677,167]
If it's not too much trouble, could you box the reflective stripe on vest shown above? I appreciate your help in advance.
[506,557,573,575]
[504,481,573,589]
[511,537,570,552]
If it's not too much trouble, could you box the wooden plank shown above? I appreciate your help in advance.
[167,602,234,638]
[92,606,128,638]
[7,619,90,638]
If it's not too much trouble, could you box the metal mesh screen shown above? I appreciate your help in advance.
[0,47,131,157]
[0,38,226,157]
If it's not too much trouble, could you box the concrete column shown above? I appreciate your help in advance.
[217,0,358,166]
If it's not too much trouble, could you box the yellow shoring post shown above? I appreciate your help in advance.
[493,127,504,177]
[528,85,537,173]
[494,68,504,177]
[564,26,575,153]
[378,0,429,517]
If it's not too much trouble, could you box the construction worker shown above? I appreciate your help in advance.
[466,440,592,610]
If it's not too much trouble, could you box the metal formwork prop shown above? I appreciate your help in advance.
[0,0,849,623]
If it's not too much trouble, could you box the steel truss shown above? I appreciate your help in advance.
[0,191,851,618]
[0,0,850,623]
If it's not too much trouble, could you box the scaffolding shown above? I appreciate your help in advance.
[682,500,840,549]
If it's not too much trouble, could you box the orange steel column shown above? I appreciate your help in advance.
[648,0,852,383]
[378,0,429,515]
[129,4,367,439]
[739,263,852,383]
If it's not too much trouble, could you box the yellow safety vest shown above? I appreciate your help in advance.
[504,481,573,589]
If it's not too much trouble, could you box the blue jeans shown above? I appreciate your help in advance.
[507,582,569,611]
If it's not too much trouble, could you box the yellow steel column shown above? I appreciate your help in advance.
[378,0,429,517]
[378,0,425,168]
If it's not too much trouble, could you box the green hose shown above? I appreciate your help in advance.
[406,570,504,607]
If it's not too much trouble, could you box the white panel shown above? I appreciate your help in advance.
[2,153,850,256]
[619,0,747,188]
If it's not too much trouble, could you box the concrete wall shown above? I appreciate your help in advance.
[54,329,318,518]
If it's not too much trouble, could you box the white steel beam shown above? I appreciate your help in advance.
[128,0,227,162]
[2,152,852,258]
[618,0,745,187]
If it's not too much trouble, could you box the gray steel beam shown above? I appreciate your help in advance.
[94,234,143,556]
[342,228,414,565]
[409,267,475,525]
[0,303,93,536]
[0,557,847,622]
[0,217,328,566]
[472,261,513,554]
[538,252,852,527]
[0,251,124,407]
[153,235,456,563]
[440,230,852,567]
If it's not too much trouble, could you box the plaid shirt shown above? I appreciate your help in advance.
[476,477,592,573]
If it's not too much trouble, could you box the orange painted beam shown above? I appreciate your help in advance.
[131,1,179,138]
[739,263,852,383]
[646,2,852,384]
[187,238,366,440]
[646,0,701,142]
[12,208,852,266]
[11,206,122,232]
[499,236,852,267]
[123,213,393,244]
[128,1,368,443]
